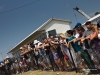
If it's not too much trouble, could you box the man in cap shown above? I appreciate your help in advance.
[81,21,93,49]
[73,22,82,38]
[81,21,95,62]
[75,22,82,29]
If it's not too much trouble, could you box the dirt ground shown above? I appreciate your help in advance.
[17,70,100,75]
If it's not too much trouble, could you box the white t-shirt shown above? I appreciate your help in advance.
[34,44,39,56]
[74,33,79,38]
[28,45,31,51]
[19,62,23,66]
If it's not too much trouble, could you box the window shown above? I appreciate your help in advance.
[36,32,47,42]
[14,53,17,58]
[14,50,21,58]
[48,29,57,37]
[16,51,19,58]
[37,36,42,42]
[41,33,47,39]
[17,50,21,57]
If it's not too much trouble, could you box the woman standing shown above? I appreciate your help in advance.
[58,33,73,70]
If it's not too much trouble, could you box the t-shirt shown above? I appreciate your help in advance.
[83,29,94,49]
[34,51,39,56]
[22,60,27,65]
[43,42,51,55]
[28,45,31,51]
[34,44,39,56]
[94,38,100,52]
[74,33,80,38]
[68,36,82,53]
[19,62,23,66]
[83,29,93,37]
[24,55,29,59]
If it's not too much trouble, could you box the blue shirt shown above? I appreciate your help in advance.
[68,36,82,52]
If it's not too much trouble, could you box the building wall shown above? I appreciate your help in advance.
[35,33,47,42]
[13,49,21,58]
[41,20,71,34]
[10,20,71,58]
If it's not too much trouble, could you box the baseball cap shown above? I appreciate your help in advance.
[74,22,81,28]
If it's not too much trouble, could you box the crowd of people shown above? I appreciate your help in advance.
[1,20,100,75]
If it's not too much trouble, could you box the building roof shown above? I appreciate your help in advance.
[8,18,71,53]
[82,14,100,25]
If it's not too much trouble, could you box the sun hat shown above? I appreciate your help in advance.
[34,40,39,44]
[59,33,66,39]
[20,47,23,49]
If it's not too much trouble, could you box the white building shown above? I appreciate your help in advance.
[8,18,71,58]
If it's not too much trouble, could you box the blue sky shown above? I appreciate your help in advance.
[0,0,99,60]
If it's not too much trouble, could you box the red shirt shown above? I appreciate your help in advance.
[22,60,27,65]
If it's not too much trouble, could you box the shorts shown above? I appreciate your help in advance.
[57,47,64,58]
[53,53,59,60]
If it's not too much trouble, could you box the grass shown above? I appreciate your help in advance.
[17,70,85,75]
[17,70,100,75]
